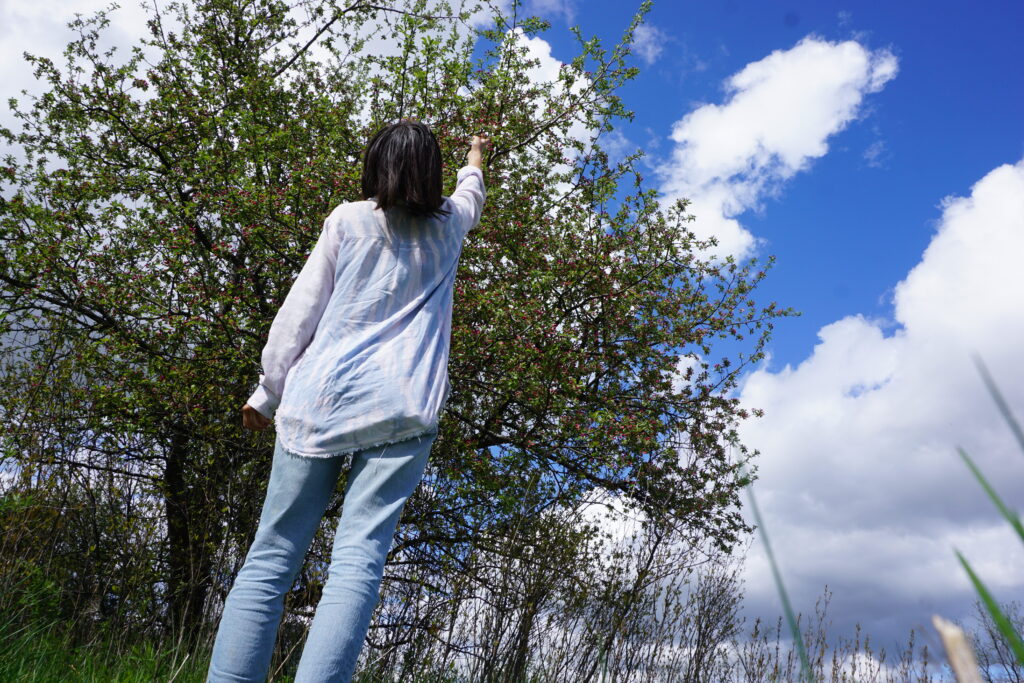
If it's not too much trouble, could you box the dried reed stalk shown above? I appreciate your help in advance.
[932,614,983,683]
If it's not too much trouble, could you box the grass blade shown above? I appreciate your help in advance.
[973,354,1024,455]
[955,550,1024,665]
[957,447,1024,544]
[742,465,814,683]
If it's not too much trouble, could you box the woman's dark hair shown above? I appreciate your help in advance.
[360,119,451,220]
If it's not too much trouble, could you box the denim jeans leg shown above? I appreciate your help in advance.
[207,436,346,682]
[293,429,437,683]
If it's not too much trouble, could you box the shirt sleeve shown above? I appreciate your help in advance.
[247,213,341,419]
[450,165,486,237]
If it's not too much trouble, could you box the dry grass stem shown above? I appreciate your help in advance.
[932,614,984,683]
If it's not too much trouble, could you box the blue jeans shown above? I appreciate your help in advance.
[206,428,437,682]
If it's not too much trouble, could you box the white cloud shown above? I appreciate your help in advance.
[0,0,501,130]
[862,138,887,168]
[500,26,596,200]
[597,128,636,166]
[653,35,898,258]
[0,1,152,108]
[478,0,579,26]
[523,0,578,25]
[737,157,1024,644]
[0,0,596,188]
[574,487,649,561]
[669,353,700,394]
[512,25,565,83]
[631,23,667,65]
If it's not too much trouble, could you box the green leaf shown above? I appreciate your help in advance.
[957,447,1024,545]
[955,550,1024,665]
[974,354,1024,455]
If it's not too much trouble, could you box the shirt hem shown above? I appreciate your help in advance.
[276,425,439,460]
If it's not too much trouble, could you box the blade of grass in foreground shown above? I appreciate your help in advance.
[955,550,1024,664]
[957,447,1024,544]
[742,465,813,683]
[954,355,1024,666]
[974,354,1024,454]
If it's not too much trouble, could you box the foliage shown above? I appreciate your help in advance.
[0,0,789,668]
[0,610,210,682]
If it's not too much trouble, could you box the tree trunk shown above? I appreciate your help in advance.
[164,421,211,637]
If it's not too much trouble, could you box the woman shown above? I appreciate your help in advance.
[207,120,489,682]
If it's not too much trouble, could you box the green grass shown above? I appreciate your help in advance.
[742,464,814,683]
[0,613,460,682]
[0,616,212,683]
[951,355,1024,667]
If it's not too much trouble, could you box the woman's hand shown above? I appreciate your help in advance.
[468,133,491,169]
[242,403,272,431]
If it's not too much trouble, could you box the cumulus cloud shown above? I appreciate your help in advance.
[523,0,578,25]
[0,1,152,111]
[0,0,500,124]
[630,23,668,65]
[653,35,898,258]
[505,25,590,141]
[737,157,1024,644]
[0,0,595,172]
[493,26,598,202]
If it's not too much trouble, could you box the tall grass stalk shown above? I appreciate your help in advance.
[742,463,814,683]
[0,612,212,682]
[954,550,1024,664]
[950,355,1024,667]
[973,354,1024,452]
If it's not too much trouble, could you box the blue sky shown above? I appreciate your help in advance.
[544,0,1024,369]
[516,0,1024,656]
[2,0,1022,667]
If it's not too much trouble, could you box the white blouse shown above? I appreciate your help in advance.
[247,165,486,458]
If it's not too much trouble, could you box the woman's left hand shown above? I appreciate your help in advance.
[242,403,272,431]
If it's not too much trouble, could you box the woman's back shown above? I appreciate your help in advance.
[249,164,486,459]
